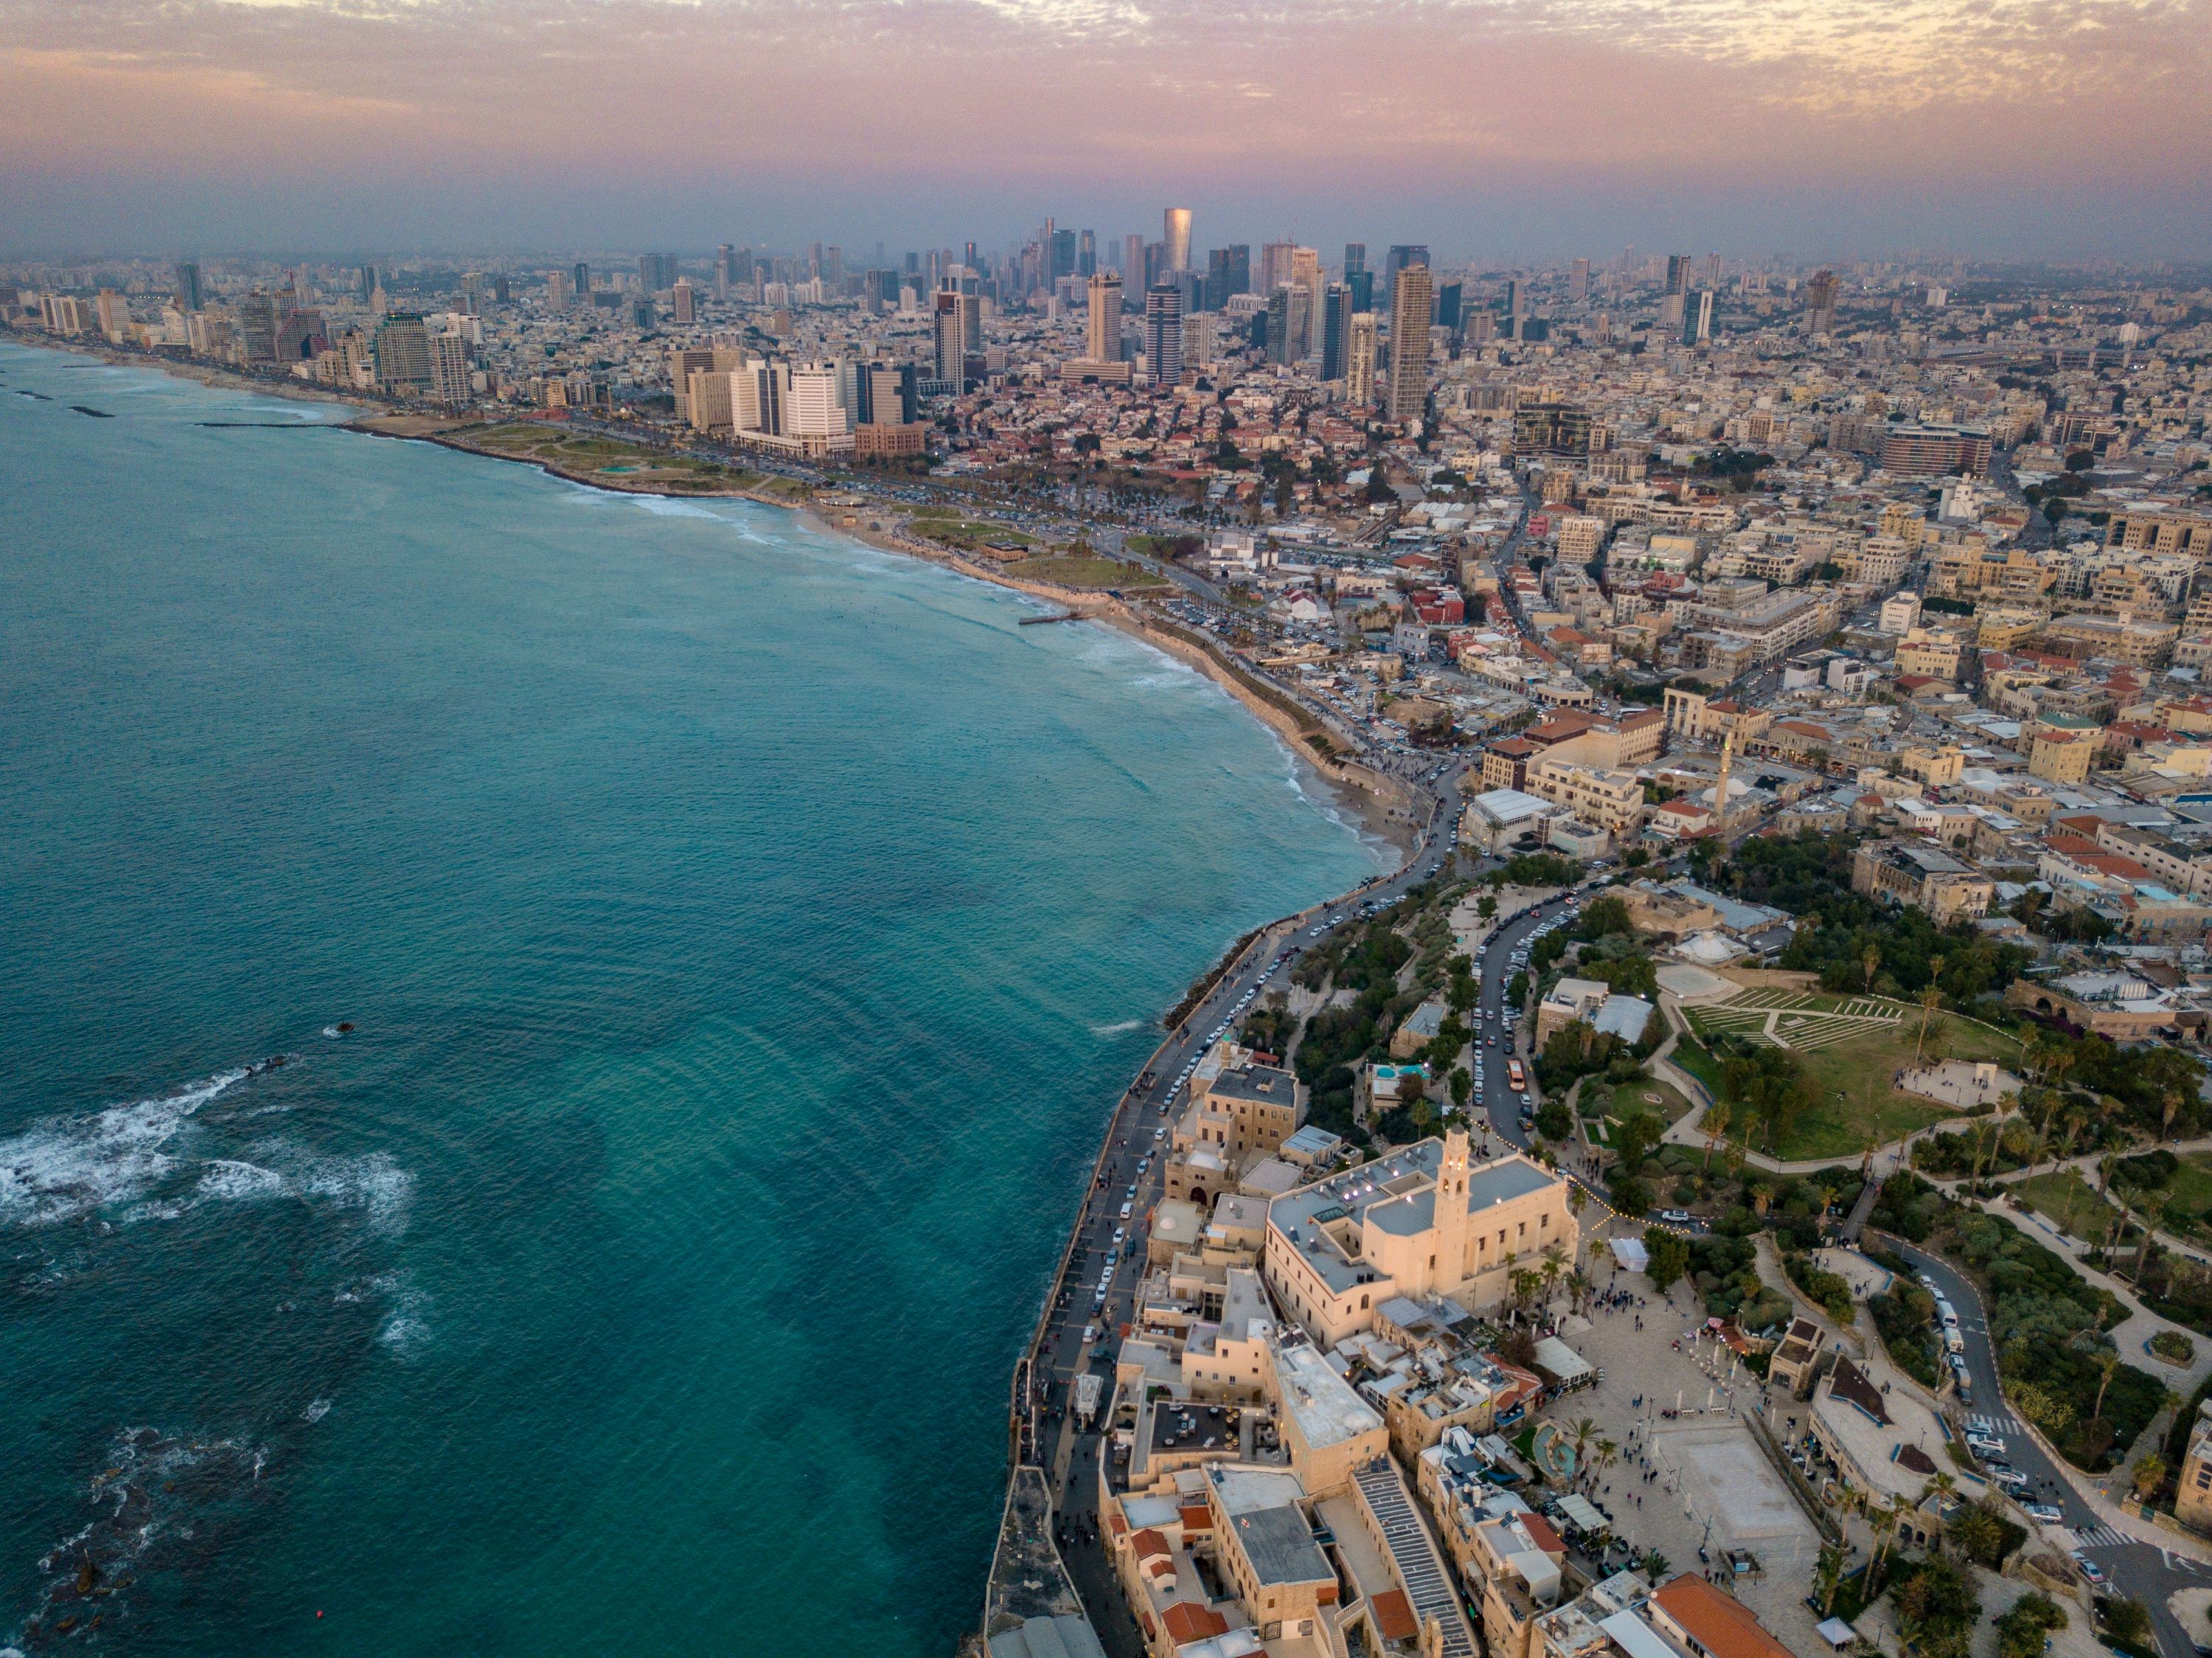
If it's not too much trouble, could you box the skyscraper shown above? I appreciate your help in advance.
[1078,229,1096,278]
[640,253,678,294]
[1321,284,1351,381]
[933,285,977,389]
[1804,268,1839,336]
[1343,243,1371,313]
[714,244,735,299]
[1124,234,1144,288]
[672,278,695,324]
[173,261,204,312]
[1259,240,1296,296]
[1687,288,1714,344]
[1436,280,1461,335]
[1291,247,1322,354]
[1086,271,1123,361]
[372,313,433,393]
[1205,246,1249,311]
[1568,258,1590,303]
[1051,229,1077,285]
[571,262,591,300]
[1145,284,1184,384]
[1665,254,1691,294]
[1384,246,1428,313]
[1163,209,1193,274]
[1346,313,1378,408]
[356,265,379,303]
[1387,263,1433,423]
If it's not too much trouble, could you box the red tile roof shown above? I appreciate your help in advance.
[1653,1574,1794,1658]
[1161,1602,1229,1644]
[1370,1588,1419,1643]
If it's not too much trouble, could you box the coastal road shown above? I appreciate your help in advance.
[1468,891,1584,1155]
[1020,751,1474,1651]
[1882,1240,2207,1658]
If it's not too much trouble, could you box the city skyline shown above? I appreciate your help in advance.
[4,0,2209,258]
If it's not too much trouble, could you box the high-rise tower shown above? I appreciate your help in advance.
[1387,263,1433,423]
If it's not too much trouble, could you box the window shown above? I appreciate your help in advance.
[1540,1214,1550,1230]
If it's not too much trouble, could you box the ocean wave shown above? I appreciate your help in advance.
[194,1159,288,1204]
[622,493,723,520]
[376,1274,431,1355]
[1090,1019,1142,1036]
[0,1069,248,1229]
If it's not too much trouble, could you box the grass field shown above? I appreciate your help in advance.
[1685,990,2017,1162]
[2012,1170,2131,1245]
[1009,556,1167,590]
[464,423,792,495]
[908,514,1033,552]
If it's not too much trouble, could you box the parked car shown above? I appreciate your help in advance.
[1660,1210,1691,1225]
[2072,1551,2107,1586]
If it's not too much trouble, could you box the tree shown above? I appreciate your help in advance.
[1863,943,1881,992]
[2132,1452,2167,1499]
[1644,1227,1691,1293]
[1815,1543,1848,1617]
[1914,982,1944,1065]
[1700,1101,1731,1170]
[2101,1597,2152,1648]
[1611,1175,1652,1218]
[1450,1066,1472,1110]
[1478,894,1498,920]
[2090,1350,2123,1430]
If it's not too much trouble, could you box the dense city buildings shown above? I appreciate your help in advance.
[13,218,2212,1658]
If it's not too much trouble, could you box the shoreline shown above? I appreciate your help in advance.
[11,333,1439,1651]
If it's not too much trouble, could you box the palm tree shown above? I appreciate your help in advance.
[1815,1542,1848,1617]
[2091,1350,2124,1430]
[1701,1101,1731,1171]
[1913,983,1944,1064]
[1862,943,1881,993]
[1640,1548,1670,1581]
[1750,1182,1774,1218]
[1568,1269,1592,1316]
[1569,1416,1598,1482]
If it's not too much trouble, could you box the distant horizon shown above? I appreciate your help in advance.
[5,0,2209,263]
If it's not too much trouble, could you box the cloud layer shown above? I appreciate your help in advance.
[4,0,2208,255]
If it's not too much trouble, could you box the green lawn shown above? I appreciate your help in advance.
[1009,556,1166,590]
[2011,1170,2130,1246]
[1685,993,2018,1162]
[911,516,1032,551]
[1607,1077,1691,1127]
[1670,1030,1725,1098]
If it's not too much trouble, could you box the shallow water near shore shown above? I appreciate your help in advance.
[0,341,1383,1656]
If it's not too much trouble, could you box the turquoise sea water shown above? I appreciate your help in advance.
[0,343,1382,1656]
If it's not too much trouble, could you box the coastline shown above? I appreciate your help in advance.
[4,330,1416,863]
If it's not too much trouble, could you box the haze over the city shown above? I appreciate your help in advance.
[4,0,2208,257]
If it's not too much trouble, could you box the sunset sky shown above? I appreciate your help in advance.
[4,0,2208,257]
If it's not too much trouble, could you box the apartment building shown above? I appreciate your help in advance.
[1526,756,1646,836]
[1851,840,1994,923]
[1894,624,1972,681]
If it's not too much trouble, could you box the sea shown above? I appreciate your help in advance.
[0,341,1385,1657]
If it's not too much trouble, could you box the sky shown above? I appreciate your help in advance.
[4,0,2209,261]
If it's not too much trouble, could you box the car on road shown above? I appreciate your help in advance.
[1660,1210,1691,1224]
[1152,1127,1166,1140]
[2025,1502,2063,1523]
[1966,1432,2007,1458]
[2072,1552,2106,1586]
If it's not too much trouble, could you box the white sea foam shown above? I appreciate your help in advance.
[622,493,723,520]
[375,1274,431,1355]
[1091,1019,1142,1036]
[0,1069,248,1229]
[305,1153,411,1235]
[303,1398,332,1424]
[195,1159,288,1204]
